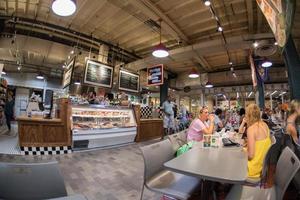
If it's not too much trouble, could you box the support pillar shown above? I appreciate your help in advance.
[283,35,300,100]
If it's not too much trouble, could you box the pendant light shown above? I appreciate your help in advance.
[36,72,44,80]
[205,81,213,88]
[74,79,81,85]
[152,19,169,58]
[261,58,272,68]
[1,69,6,75]
[188,68,199,78]
[52,0,77,16]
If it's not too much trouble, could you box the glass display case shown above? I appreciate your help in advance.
[71,105,137,149]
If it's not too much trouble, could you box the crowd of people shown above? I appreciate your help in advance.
[161,99,300,184]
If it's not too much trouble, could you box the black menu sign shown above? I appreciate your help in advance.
[62,57,75,88]
[118,70,139,93]
[84,60,113,88]
[147,64,164,86]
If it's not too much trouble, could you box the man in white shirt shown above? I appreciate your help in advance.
[162,96,174,135]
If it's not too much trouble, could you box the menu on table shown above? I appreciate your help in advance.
[147,64,164,86]
[84,60,113,88]
[118,70,139,93]
[62,57,75,88]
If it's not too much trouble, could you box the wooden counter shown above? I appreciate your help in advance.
[17,99,72,147]
[133,105,164,142]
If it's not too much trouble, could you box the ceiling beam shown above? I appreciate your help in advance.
[125,33,273,71]
[246,0,254,33]
[257,4,263,33]
[25,0,29,15]
[5,0,8,15]
[128,0,189,43]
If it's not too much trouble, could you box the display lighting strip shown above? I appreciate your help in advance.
[271,90,277,96]
[202,0,236,77]
[279,91,286,96]
[247,92,253,98]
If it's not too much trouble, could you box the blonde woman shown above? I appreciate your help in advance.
[244,104,271,179]
[286,100,300,143]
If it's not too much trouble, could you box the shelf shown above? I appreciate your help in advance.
[72,114,130,118]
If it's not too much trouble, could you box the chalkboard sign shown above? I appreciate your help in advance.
[118,70,139,93]
[62,57,75,88]
[147,64,164,86]
[84,60,113,88]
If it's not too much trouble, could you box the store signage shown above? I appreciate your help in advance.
[118,70,139,93]
[147,64,164,86]
[84,60,113,88]
[62,57,75,88]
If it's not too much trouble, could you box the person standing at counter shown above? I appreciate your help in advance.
[214,108,223,131]
[187,106,214,142]
[162,96,174,135]
[4,93,14,134]
[244,104,271,179]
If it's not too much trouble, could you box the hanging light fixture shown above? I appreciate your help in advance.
[217,26,223,32]
[36,72,44,80]
[74,79,81,85]
[205,81,213,88]
[52,0,77,17]
[1,69,6,75]
[188,68,199,78]
[203,0,211,6]
[261,58,272,68]
[152,19,169,58]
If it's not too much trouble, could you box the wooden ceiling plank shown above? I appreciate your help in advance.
[67,0,90,28]
[246,0,254,33]
[34,0,41,20]
[15,0,18,15]
[128,0,189,43]
[164,0,195,15]
[5,0,8,15]
[257,4,263,33]
[25,0,29,15]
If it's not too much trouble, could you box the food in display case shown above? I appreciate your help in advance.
[71,105,136,131]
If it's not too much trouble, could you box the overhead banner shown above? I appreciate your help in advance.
[62,57,75,88]
[147,64,164,86]
[256,0,296,47]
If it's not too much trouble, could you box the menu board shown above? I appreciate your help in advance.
[84,60,113,88]
[118,70,139,93]
[62,57,75,88]
[147,64,164,86]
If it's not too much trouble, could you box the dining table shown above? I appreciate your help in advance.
[164,141,248,199]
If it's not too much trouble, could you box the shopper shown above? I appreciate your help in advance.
[88,91,97,104]
[162,96,174,135]
[286,100,300,143]
[4,93,14,134]
[214,108,223,131]
[244,104,271,179]
[187,106,214,142]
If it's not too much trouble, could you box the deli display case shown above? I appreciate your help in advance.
[71,105,137,149]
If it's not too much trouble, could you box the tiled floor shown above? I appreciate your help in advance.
[0,124,21,155]
[0,142,161,200]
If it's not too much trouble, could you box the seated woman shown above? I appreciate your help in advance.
[286,100,300,143]
[244,104,271,179]
[187,106,214,142]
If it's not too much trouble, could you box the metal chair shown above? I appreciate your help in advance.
[167,130,187,153]
[225,147,300,200]
[0,160,68,200]
[139,139,201,200]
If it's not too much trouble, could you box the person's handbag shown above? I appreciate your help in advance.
[176,141,194,157]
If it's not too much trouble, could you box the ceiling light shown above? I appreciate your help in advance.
[152,43,169,58]
[36,73,44,80]
[229,61,233,65]
[188,68,199,78]
[217,26,223,32]
[152,19,169,58]
[232,71,237,78]
[52,0,77,17]
[1,69,6,75]
[74,79,81,85]
[253,41,259,47]
[261,59,272,67]
[274,42,278,46]
[205,81,213,88]
[70,50,74,54]
[204,0,211,6]
[248,92,253,98]
[17,66,21,71]
[271,90,277,96]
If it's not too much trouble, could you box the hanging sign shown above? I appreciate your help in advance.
[118,70,140,93]
[62,57,75,88]
[147,64,164,86]
[83,60,113,88]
